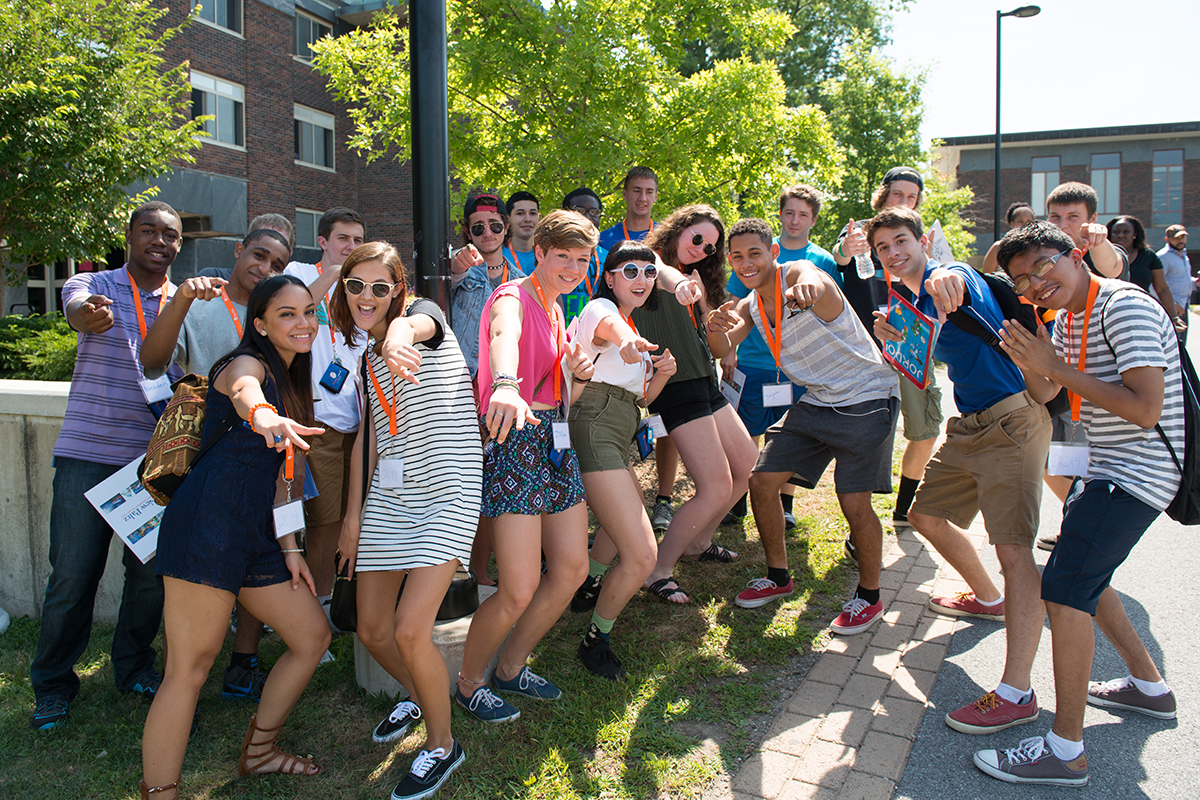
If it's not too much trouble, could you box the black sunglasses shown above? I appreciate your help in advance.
[692,233,717,256]
[470,221,505,237]
[569,205,603,221]
[342,277,397,298]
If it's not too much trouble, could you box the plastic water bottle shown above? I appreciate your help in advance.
[855,251,874,280]
[0,606,9,635]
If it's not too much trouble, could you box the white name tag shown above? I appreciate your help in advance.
[139,375,173,404]
[1047,443,1090,477]
[646,415,667,438]
[272,498,305,539]
[552,421,571,450]
[378,458,404,488]
[763,382,794,407]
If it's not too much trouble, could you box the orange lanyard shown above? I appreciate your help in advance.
[580,251,601,295]
[502,250,518,281]
[620,310,649,399]
[530,273,564,405]
[126,270,168,340]
[1065,277,1101,422]
[221,290,243,337]
[367,359,399,435]
[754,267,785,370]
[622,219,654,241]
[284,440,294,481]
[313,262,336,346]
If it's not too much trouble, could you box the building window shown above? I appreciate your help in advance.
[295,209,321,249]
[1154,150,1184,227]
[295,12,332,61]
[294,105,335,170]
[191,71,244,148]
[192,0,242,35]
[1091,153,1120,216]
[1030,156,1060,217]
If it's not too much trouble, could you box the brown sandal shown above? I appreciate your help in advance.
[138,779,179,798]
[237,713,322,777]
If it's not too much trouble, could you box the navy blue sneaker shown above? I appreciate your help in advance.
[454,686,520,723]
[493,666,561,700]
[122,672,162,700]
[390,739,465,800]
[222,657,267,701]
[30,697,69,730]
[373,700,422,743]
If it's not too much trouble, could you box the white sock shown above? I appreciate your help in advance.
[1131,675,1170,697]
[1045,729,1084,761]
[977,594,1004,607]
[994,682,1033,705]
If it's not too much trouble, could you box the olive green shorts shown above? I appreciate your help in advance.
[567,382,641,473]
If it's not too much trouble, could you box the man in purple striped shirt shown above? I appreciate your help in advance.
[30,201,183,731]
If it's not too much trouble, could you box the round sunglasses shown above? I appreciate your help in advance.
[342,277,398,298]
[691,233,717,256]
[610,262,658,281]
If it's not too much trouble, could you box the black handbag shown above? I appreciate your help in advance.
[329,555,358,632]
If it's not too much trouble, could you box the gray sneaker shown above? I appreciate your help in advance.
[650,499,673,533]
[1087,677,1177,719]
[974,736,1089,786]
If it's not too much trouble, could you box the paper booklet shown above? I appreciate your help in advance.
[882,289,940,389]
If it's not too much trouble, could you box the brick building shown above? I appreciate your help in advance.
[933,121,1199,269]
[11,0,413,315]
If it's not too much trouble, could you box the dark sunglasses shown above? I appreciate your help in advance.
[470,221,506,237]
[692,233,717,256]
[610,262,658,281]
[342,277,397,298]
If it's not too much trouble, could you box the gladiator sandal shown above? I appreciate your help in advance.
[237,713,323,777]
[138,779,179,799]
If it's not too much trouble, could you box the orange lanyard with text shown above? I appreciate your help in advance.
[367,360,399,435]
[1065,277,1101,422]
[221,290,243,337]
[126,270,169,340]
[754,268,785,373]
[530,273,564,406]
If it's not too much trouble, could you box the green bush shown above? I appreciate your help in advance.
[0,314,77,380]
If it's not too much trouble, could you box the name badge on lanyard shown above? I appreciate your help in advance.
[1048,279,1101,479]
[377,458,404,488]
[763,382,793,407]
[139,374,173,404]
[273,442,305,538]
[756,268,792,408]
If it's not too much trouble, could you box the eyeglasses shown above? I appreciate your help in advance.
[610,262,658,281]
[470,221,505,237]
[569,205,602,222]
[342,277,398,298]
[691,233,717,257]
[1012,250,1070,295]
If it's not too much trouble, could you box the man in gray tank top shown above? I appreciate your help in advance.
[708,218,900,637]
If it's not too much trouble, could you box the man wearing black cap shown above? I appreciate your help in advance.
[506,191,540,274]
[834,167,943,532]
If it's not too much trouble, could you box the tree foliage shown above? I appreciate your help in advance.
[0,0,203,279]
[314,0,842,225]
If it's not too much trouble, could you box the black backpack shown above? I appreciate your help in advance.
[1099,289,1200,525]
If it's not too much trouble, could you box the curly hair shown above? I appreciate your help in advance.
[645,204,726,307]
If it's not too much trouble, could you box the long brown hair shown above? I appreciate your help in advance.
[329,242,409,348]
[646,204,726,307]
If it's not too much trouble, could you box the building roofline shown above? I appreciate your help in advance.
[938,121,1200,147]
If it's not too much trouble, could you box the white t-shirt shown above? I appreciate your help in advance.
[568,298,651,398]
[284,261,367,433]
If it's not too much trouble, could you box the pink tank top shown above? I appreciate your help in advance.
[478,281,561,410]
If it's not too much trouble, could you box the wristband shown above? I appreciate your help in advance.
[836,240,846,258]
[247,403,277,433]
[281,548,303,553]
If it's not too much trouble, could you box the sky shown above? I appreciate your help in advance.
[882,0,1198,145]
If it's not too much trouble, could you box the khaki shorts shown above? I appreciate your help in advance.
[897,367,943,442]
[303,427,356,527]
[910,391,1051,548]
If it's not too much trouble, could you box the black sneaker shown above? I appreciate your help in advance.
[121,672,162,700]
[578,638,627,681]
[30,697,69,730]
[390,739,465,800]
[222,657,267,702]
[570,574,602,613]
[373,700,422,743]
[844,536,857,564]
[721,509,744,527]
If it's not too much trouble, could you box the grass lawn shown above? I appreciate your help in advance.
[0,447,904,800]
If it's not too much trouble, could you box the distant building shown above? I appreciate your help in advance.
[933,121,1198,271]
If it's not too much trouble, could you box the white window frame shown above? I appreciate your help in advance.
[191,70,245,151]
[294,10,333,63]
[1091,153,1120,217]
[1153,150,1185,228]
[1030,156,1061,218]
[191,0,244,38]
[295,208,322,250]
[294,104,335,172]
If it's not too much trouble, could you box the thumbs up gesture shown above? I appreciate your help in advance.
[564,340,595,382]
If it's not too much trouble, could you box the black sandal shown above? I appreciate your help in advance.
[646,577,690,604]
[697,543,738,563]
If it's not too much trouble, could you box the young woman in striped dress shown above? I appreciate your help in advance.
[332,242,481,800]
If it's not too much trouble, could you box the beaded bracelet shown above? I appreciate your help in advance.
[492,379,521,393]
[246,402,277,433]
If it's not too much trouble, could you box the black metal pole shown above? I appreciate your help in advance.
[994,9,1002,244]
[410,0,451,315]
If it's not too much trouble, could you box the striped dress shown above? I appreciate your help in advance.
[356,299,482,572]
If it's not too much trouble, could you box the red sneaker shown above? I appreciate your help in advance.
[830,598,884,635]
[734,577,794,609]
[946,690,1039,734]
[929,591,1004,621]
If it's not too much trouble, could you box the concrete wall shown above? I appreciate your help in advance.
[0,380,128,623]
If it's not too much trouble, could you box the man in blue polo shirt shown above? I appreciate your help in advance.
[869,206,1055,737]
[598,166,659,251]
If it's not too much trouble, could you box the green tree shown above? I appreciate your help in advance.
[314,0,841,225]
[0,0,203,279]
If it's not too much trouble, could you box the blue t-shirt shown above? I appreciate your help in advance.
[598,221,653,252]
[727,271,777,371]
[559,244,609,325]
[914,261,1025,414]
[776,238,842,287]
[506,246,535,274]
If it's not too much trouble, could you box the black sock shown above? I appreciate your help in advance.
[780,493,794,514]
[656,494,672,504]
[732,492,748,517]
[895,475,920,518]
[856,585,881,605]
[229,651,256,671]
[767,567,790,588]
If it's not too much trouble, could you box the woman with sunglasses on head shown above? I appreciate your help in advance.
[140,275,329,800]
[583,205,758,605]
[331,242,480,800]
[565,241,677,679]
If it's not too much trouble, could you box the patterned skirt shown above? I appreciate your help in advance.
[480,408,585,517]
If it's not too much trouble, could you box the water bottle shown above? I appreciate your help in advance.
[855,251,874,280]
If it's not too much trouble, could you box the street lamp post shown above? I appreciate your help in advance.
[995,5,1041,243]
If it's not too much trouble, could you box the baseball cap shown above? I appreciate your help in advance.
[882,166,924,191]
[464,192,507,219]
[1166,224,1188,237]
[506,191,539,210]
